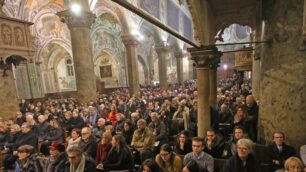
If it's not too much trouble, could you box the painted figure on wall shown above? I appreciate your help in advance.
[14,27,25,46]
[1,24,13,45]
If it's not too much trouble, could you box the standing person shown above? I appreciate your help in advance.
[65,146,97,172]
[155,144,183,172]
[243,95,258,142]
[99,135,134,171]
[222,138,260,172]
[184,137,214,172]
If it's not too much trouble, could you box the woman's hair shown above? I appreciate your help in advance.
[10,124,21,132]
[112,134,126,151]
[184,159,199,171]
[50,119,60,129]
[237,138,254,153]
[177,130,189,142]
[102,131,113,143]
[17,145,35,155]
[142,158,161,172]
[159,144,175,170]
[285,157,304,171]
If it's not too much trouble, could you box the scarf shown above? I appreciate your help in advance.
[70,155,85,172]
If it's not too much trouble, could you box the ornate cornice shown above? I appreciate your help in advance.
[57,10,96,29]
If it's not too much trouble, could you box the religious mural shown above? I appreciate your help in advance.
[14,27,25,46]
[100,65,112,78]
[167,0,180,32]
[139,0,160,19]
[1,24,13,45]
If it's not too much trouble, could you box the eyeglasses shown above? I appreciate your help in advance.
[68,156,77,159]
[237,147,249,151]
[81,133,89,135]
[160,153,169,157]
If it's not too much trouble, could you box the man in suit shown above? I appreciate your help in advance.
[266,131,296,171]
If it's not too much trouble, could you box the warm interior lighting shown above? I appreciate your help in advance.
[71,3,82,15]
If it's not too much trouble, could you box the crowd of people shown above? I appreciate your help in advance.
[0,74,304,172]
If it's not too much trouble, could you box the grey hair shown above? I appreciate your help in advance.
[67,146,83,156]
[137,119,147,126]
[237,138,254,153]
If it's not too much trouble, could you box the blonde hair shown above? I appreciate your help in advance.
[284,157,303,171]
[10,124,21,132]
[237,138,254,153]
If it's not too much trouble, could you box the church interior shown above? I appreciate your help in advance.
[0,0,306,171]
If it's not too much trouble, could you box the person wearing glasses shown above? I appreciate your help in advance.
[65,146,97,172]
[15,145,42,172]
[78,127,97,159]
[155,144,183,172]
[183,137,214,172]
[222,138,260,172]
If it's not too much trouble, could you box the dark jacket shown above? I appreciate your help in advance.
[173,140,192,156]
[204,137,225,158]
[222,153,260,172]
[44,152,67,172]
[14,130,38,151]
[64,155,97,172]
[103,146,134,171]
[44,127,64,142]
[266,142,296,171]
[15,154,43,172]
[79,136,97,159]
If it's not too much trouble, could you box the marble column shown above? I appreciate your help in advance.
[175,51,184,84]
[188,46,222,137]
[155,43,170,89]
[122,34,140,96]
[57,6,97,103]
[209,57,221,108]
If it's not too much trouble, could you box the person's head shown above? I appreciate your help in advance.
[49,119,60,128]
[111,134,126,150]
[38,115,46,124]
[72,110,79,118]
[142,158,160,172]
[236,107,245,118]
[0,123,7,132]
[246,95,255,107]
[25,113,34,123]
[131,112,139,122]
[71,128,81,140]
[236,138,253,160]
[206,129,217,142]
[220,104,228,112]
[182,159,199,172]
[64,111,72,120]
[285,157,304,172]
[10,124,20,134]
[273,131,285,146]
[21,122,31,134]
[17,145,35,160]
[49,141,65,157]
[124,120,133,131]
[192,137,204,155]
[116,113,124,121]
[150,112,159,123]
[101,131,112,144]
[159,144,173,162]
[137,119,147,131]
[234,126,245,140]
[97,118,105,127]
[177,130,189,143]
[81,127,92,140]
[67,146,83,165]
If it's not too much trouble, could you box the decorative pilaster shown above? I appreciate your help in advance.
[175,51,184,84]
[188,46,222,137]
[57,9,97,103]
[155,43,170,89]
[122,34,140,96]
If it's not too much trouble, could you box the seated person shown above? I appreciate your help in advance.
[203,128,224,158]
[282,157,304,172]
[222,138,260,172]
[222,125,246,159]
[155,144,183,172]
[65,146,97,172]
[99,135,134,171]
[266,131,296,171]
[131,119,154,163]
[173,130,192,156]
[139,158,162,172]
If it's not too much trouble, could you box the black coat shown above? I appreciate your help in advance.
[103,146,134,171]
[79,136,97,159]
[266,142,296,171]
[14,130,38,151]
[222,153,260,172]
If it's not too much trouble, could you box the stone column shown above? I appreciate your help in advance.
[122,34,140,96]
[155,44,170,89]
[209,57,221,108]
[57,6,97,103]
[188,46,222,137]
[175,51,184,84]
[0,0,5,16]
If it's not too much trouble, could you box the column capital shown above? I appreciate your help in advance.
[155,43,170,54]
[188,46,222,68]
[57,10,96,28]
[174,51,184,58]
[121,34,139,46]
[209,56,221,70]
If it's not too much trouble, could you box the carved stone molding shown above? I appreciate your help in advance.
[57,10,96,29]
[209,56,220,70]
[155,43,170,54]
[174,51,183,58]
[188,46,222,68]
[121,34,139,46]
